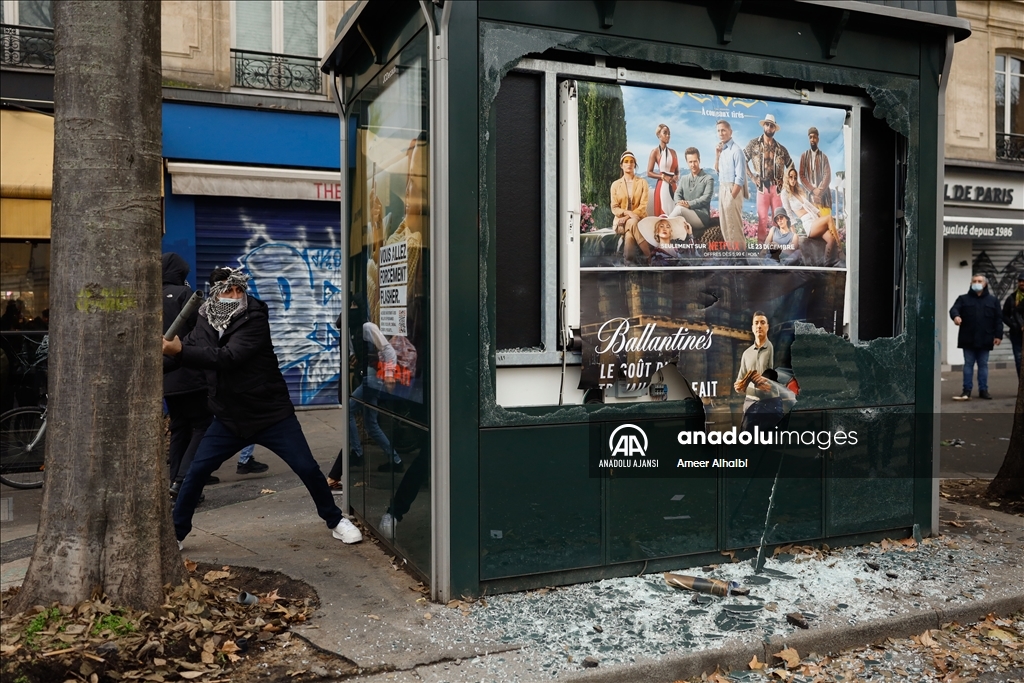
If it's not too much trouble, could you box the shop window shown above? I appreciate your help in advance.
[1,240,51,409]
[995,53,1023,162]
[231,0,322,94]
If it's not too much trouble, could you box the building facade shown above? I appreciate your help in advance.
[941,0,1024,370]
[1,0,355,405]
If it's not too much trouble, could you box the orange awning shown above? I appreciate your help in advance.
[0,109,53,239]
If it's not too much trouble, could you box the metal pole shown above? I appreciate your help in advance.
[419,0,451,603]
[932,31,955,536]
[330,69,351,519]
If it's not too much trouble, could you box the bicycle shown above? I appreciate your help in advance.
[0,403,47,489]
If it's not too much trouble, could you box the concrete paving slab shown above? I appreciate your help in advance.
[181,484,513,672]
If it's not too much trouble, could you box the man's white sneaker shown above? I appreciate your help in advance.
[332,518,363,544]
[380,512,396,540]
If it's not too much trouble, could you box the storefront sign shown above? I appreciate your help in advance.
[167,163,343,202]
[943,170,1024,210]
[942,220,1023,241]
[943,184,1014,205]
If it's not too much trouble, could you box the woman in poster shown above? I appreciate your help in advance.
[637,215,693,266]
[781,168,839,265]
[646,124,678,217]
[764,211,801,265]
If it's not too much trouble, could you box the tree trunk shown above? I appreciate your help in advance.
[987,368,1024,499]
[11,0,184,612]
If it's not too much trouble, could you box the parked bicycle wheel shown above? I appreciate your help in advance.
[0,406,46,489]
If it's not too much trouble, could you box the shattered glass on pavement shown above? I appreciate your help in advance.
[412,516,1023,681]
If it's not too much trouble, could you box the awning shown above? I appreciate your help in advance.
[0,110,53,239]
[165,162,342,202]
[943,206,1024,241]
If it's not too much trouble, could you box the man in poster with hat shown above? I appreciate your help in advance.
[798,126,832,210]
[609,150,650,263]
[744,113,794,243]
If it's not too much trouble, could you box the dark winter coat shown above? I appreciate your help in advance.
[162,253,208,397]
[177,296,294,439]
[1003,289,1024,340]
[949,284,1003,351]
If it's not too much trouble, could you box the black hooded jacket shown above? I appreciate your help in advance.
[176,296,294,439]
[949,283,1003,351]
[162,253,207,396]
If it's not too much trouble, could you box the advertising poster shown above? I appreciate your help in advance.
[574,82,849,417]
[353,55,429,405]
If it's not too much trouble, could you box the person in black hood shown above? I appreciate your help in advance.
[949,273,1003,400]
[162,253,216,496]
[162,267,363,547]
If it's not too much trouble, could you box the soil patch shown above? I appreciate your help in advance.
[1,561,358,683]
[941,478,1024,517]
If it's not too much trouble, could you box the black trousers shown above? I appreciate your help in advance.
[166,391,212,484]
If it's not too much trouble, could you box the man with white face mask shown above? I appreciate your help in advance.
[162,267,362,547]
[949,274,1003,400]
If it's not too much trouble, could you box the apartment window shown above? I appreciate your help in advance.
[995,53,1022,162]
[1,0,54,70]
[1,0,52,28]
[231,0,322,94]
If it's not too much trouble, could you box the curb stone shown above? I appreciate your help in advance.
[560,592,1024,683]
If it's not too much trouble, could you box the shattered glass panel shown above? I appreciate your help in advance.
[827,407,915,535]
[723,411,824,549]
[478,21,922,429]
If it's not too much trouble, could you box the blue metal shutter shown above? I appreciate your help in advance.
[195,197,342,406]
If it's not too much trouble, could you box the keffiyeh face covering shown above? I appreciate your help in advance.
[200,268,250,332]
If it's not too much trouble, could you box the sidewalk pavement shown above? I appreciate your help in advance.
[4,402,1024,682]
[939,366,1019,478]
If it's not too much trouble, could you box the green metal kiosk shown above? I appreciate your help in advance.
[321,1,970,601]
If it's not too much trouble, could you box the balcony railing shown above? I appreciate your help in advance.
[996,132,1024,163]
[230,49,322,95]
[1,23,55,70]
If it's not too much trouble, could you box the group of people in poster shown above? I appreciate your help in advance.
[608,113,842,268]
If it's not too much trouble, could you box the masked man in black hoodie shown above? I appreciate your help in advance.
[162,253,215,497]
[162,267,362,547]
[949,273,1003,400]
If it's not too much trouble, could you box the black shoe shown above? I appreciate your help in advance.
[169,481,181,499]
[206,475,220,485]
[978,390,993,400]
[377,461,404,473]
[350,454,364,468]
[237,458,269,474]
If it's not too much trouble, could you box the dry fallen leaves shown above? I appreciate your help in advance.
[0,562,317,682]
[749,654,766,670]
[775,646,801,669]
[260,488,277,495]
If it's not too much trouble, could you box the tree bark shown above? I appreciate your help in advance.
[987,368,1024,499]
[11,0,184,612]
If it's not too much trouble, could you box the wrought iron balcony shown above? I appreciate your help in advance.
[230,49,322,95]
[1,23,55,70]
[996,133,1024,163]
